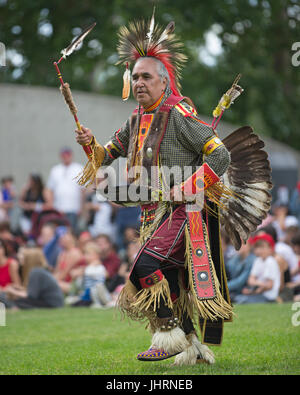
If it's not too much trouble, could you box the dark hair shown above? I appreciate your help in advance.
[95,233,112,245]
[0,238,9,256]
[291,232,300,247]
[1,176,14,184]
[0,221,10,233]
[258,225,278,244]
[29,174,44,197]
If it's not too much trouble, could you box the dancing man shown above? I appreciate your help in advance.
[75,13,271,365]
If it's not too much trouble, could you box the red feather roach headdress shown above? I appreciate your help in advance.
[116,8,187,100]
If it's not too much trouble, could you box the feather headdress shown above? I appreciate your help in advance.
[116,8,187,98]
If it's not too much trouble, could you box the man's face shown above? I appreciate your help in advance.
[254,241,273,260]
[131,58,167,108]
[60,151,73,166]
[96,236,111,256]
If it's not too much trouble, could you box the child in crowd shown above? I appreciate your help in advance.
[289,232,300,301]
[226,240,256,301]
[1,177,16,221]
[107,240,141,305]
[235,233,281,304]
[72,241,111,308]
[54,229,83,294]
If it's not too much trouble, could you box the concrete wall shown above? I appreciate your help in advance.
[1,83,299,192]
[0,83,135,191]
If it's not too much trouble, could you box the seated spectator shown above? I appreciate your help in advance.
[271,203,299,242]
[258,225,298,300]
[54,230,83,294]
[85,192,116,241]
[114,206,140,251]
[78,231,92,252]
[1,176,16,219]
[0,221,21,258]
[289,181,300,223]
[95,234,121,282]
[107,239,140,294]
[0,238,21,292]
[72,242,110,307]
[284,225,300,247]
[118,226,140,260]
[4,247,64,309]
[0,193,7,222]
[19,174,52,234]
[30,209,69,241]
[288,232,300,301]
[37,223,65,269]
[124,226,139,243]
[0,220,14,241]
[226,240,255,301]
[221,230,236,267]
[235,234,281,304]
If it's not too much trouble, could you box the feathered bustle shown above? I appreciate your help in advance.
[220,126,273,250]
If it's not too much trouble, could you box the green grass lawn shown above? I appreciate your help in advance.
[0,303,299,375]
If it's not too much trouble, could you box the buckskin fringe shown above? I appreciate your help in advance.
[205,181,240,211]
[117,277,173,323]
[77,137,105,187]
[173,275,194,326]
[184,225,233,321]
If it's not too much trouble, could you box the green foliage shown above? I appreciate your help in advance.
[0,0,299,147]
[0,304,299,375]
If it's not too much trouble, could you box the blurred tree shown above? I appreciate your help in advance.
[0,0,299,148]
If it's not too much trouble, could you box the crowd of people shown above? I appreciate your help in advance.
[0,147,140,310]
[1,146,300,310]
[223,202,300,304]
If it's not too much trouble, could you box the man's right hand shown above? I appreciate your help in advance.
[75,125,93,146]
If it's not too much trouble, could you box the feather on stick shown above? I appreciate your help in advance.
[61,22,96,59]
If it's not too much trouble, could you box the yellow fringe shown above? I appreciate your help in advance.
[205,181,241,212]
[174,278,194,326]
[184,225,233,321]
[76,137,105,187]
[117,277,173,324]
[133,277,173,312]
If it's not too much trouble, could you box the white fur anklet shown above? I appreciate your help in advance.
[151,327,190,355]
[173,333,215,366]
[172,342,198,366]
